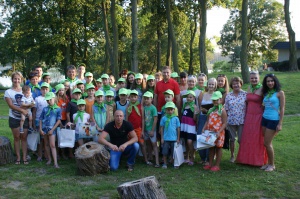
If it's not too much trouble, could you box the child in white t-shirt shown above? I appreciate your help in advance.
[20,85,35,133]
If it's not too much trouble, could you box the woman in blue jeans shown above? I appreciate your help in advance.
[98,110,139,171]
[197,78,217,164]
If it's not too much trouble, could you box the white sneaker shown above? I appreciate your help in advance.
[230,156,235,163]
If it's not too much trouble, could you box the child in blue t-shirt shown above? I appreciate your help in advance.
[39,92,61,168]
[160,102,180,169]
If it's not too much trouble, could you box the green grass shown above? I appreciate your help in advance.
[0,71,300,198]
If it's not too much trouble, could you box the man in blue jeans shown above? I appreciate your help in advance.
[98,110,139,171]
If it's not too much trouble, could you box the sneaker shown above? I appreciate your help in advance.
[28,127,34,134]
[264,165,275,172]
[26,155,31,161]
[230,156,235,163]
[145,161,153,166]
[174,166,179,169]
[260,164,269,170]
[127,164,134,172]
[162,164,167,169]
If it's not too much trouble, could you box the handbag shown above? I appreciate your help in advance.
[27,131,40,151]
[77,122,98,139]
[57,127,75,148]
[173,143,184,167]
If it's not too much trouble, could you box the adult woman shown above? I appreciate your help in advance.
[126,72,135,89]
[197,78,217,164]
[196,73,207,91]
[236,71,268,166]
[179,72,188,95]
[4,72,32,165]
[260,74,285,172]
[225,77,247,163]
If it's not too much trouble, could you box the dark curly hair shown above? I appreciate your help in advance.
[262,74,281,96]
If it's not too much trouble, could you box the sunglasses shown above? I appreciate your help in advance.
[217,74,226,77]
[265,73,275,77]
[188,75,196,79]
[198,73,206,77]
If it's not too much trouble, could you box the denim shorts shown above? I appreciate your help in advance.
[162,141,175,156]
[261,117,279,131]
[42,127,57,136]
[9,117,29,129]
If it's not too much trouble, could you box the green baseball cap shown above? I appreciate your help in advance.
[95,90,104,97]
[211,91,222,100]
[85,84,95,90]
[76,80,84,85]
[182,90,196,98]
[163,89,174,96]
[96,78,102,82]
[129,89,138,95]
[101,74,109,79]
[55,84,65,93]
[135,73,143,79]
[44,92,55,100]
[164,102,176,109]
[77,99,86,105]
[72,88,82,94]
[118,88,128,95]
[85,72,93,77]
[146,75,155,81]
[42,73,50,78]
[105,90,114,97]
[171,72,179,78]
[118,77,126,82]
[143,91,153,98]
[59,79,68,84]
[41,82,50,88]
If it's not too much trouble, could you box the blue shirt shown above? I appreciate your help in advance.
[93,104,107,129]
[263,92,280,120]
[160,116,180,141]
[39,106,62,130]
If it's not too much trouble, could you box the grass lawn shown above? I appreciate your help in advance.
[0,71,300,198]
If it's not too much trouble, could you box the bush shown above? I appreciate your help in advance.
[270,58,300,71]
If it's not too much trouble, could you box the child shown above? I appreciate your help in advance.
[32,82,50,161]
[95,78,103,91]
[160,102,180,169]
[20,85,35,133]
[84,72,94,88]
[101,74,115,96]
[104,90,115,122]
[126,90,151,165]
[92,90,109,133]
[66,88,82,124]
[115,88,129,118]
[76,80,87,99]
[143,91,159,167]
[131,73,146,103]
[196,73,207,91]
[28,72,41,99]
[84,84,95,116]
[109,75,117,88]
[171,72,179,82]
[55,84,69,126]
[39,92,61,168]
[181,90,199,165]
[161,89,178,116]
[42,72,55,92]
[202,91,227,172]
[145,75,156,94]
[115,78,126,102]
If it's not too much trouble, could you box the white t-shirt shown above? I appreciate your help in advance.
[4,89,23,119]
[21,95,34,114]
[34,96,48,120]
[73,112,90,133]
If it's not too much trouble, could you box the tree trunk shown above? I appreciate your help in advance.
[117,176,167,199]
[199,0,208,75]
[75,141,110,176]
[166,31,172,67]
[157,27,162,72]
[0,136,14,165]
[111,0,119,77]
[284,0,298,71]
[102,1,113,73]
[240,0,250,84]
[165,0,178,72]
[131,0,138,73]
[189,14,197,75]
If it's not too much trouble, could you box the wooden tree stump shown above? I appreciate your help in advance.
[0,136,14,165]
[117,176,167,199]
[75,141,110,176]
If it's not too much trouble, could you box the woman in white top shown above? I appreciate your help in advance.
[4,72,34,165]
[197,78,217,164]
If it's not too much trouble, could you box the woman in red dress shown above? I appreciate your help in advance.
[236,71,268,166]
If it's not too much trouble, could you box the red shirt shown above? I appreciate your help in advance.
[128,104,142,129]
[154,78,180,112]
[57,98,69,120]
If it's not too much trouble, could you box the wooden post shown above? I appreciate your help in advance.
[75,141,110,176]
[0,136,14,165]
[117,176,167,199]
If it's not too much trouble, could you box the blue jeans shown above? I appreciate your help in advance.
[109,142,139,171]
[197,114,209,162]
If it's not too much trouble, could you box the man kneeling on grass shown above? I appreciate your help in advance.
[98,110,139,171]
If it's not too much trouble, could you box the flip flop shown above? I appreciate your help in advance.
[15,161,20,165]
[23,161,29,165]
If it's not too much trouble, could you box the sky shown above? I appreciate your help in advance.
[206,0,300,41]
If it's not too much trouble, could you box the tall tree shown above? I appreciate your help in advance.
[240,0,249,83]
[131,0,138,72]
[111,0,119,77]
[284,0,298,71]
[198,0,208,75]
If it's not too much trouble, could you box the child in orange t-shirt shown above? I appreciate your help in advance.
[55,84,69,126]
[85,84,95,116]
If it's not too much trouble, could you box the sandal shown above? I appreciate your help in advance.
[23,161,29,165]
[203,165,211,170]
[210,166,220,172]
[265,165,275,172]
[260,164,269,170]
[154,164,160,168]
[54,165,60,169]
[145,161,153,166]
[15,161,20,165]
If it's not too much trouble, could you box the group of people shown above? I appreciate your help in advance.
[4,64,285,172]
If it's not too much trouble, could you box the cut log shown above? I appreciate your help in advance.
[75,141,110,176]
[0,136,14,165]
[117,176,167,199]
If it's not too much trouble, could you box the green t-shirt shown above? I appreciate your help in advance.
[144,104,158,132]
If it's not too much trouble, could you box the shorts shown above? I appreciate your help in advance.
[162,141,175,156]
[9,117,29,129]
[180,131,196,141]
[143,130,157,142]
[261,117,279,131]
[134,127,144,144]
[227,124,244,143]
[42,127,57,136]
